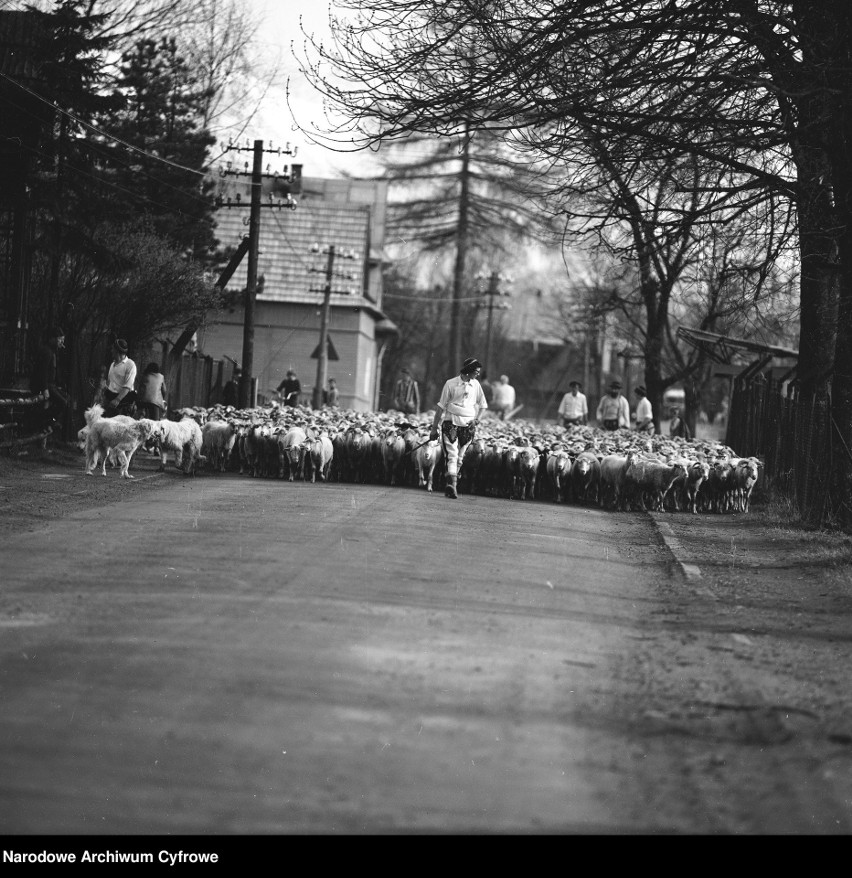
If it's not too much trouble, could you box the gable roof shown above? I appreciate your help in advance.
[214,199,371,307]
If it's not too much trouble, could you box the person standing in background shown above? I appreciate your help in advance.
[392,366,420,414]
[324,377,340,408]
[222,367,241,408]
[31,326,69,429]
[491,374,516,420]
[634,385,654,434]
[596,380,630,430]
[557,380,588,427]
[138,362,167,420]
[669,405,691,439]
[103,339,137,416]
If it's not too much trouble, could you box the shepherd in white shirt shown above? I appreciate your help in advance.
[429,357,488,499]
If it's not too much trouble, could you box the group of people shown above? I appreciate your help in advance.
[392,367,518,422]
[31,330,167,429]
[557,378,690,438]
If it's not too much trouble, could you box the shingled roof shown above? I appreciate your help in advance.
[214,199,371,307]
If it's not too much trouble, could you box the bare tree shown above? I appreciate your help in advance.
[178,0,283,144]
[380,128,559,369]
[295,0,852,523]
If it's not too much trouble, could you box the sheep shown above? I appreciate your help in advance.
[626,459,687,512]
[546,450,573,503]
[277,426,308,480]
[344,428,372,483]
[201,419,237,473]
[732,457,760,512]
[380,431,407,485]
[571,450,601,505]
[599,452,635,510]
[513,445,540,500]
[459,438,487,494]
[707,459,735,513]
[414,438,442,492]
[240,424,264,477]
[306,433,334,482]
[682,459,711,514]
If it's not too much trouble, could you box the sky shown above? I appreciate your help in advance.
[241,0,379,180]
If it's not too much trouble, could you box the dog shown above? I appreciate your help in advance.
[77,406,137,467]
[148,416,204,475]
[82,404,156,478]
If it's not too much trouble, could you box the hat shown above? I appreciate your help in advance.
[461,357,482,374]
[400,366,410,374]
[114,338,128,353]
[634,385,646,395]
[609,380,621,390]
[233,367,242,375]
[569,380,581,388]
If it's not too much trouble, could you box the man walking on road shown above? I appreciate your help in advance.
[429,357,488,499]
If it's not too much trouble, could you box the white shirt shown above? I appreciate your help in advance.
[635,397,653,425]
[437,375,488,425]
[107,356,137,395]
[492,382,515,410]
[558,391,587,420]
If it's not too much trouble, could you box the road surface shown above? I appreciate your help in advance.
[1,474,849,834]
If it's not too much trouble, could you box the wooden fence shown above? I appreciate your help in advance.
[727,376,835,523]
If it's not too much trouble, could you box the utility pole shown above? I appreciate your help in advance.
[217,138,301,409]
[475,269,512,374]
[239,140,263,409]
[314,245,335,410]
[308,243,360,408]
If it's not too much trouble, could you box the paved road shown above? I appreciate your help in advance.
[2,474,847,834]
[0,475,679,834]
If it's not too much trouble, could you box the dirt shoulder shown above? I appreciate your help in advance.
[0,440,177,535]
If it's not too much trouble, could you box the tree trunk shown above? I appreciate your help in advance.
[449,124,472,373]
[791,5,846,523]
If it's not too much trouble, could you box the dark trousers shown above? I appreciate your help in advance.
[104,389,137,415]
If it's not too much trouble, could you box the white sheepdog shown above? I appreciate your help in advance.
[82,404,156,479]
[149,416,204,475]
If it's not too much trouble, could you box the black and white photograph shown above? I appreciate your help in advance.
[2,0,852,843]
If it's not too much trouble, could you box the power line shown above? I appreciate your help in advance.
[384,291,487,304]
[0,69,213,179]
[1,91,219,216]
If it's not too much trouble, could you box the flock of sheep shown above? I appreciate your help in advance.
[162,403,760,515]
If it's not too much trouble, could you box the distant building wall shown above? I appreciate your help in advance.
[198,301,380,411]
[200,174,396,410]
